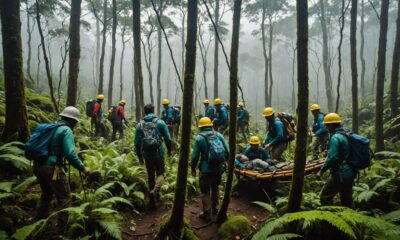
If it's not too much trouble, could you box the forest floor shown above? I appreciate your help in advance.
[121,194,269,239]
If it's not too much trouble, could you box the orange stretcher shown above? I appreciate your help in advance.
[234,159,325,181]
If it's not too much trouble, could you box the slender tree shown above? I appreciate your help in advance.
[66,0,82,106]
[360,0,366,99]
[0,0,30,142]
[375,0,389,152]
[390,0,400,117]
[216,0,241,224]
[132,0,144,120]
[107,0,117,107]
[98,0,107,94]
[141,15,156,104]
[25,0,35,81]
[213,0,220,99]
[351,0,358,133]
[287,0,309,213]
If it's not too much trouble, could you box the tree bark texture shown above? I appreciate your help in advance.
[287,0,309,213]
[119,32,126,100]
[213,0,220,99]
[360,0,366,99]
[390,0,400,117]
[336,0,346,113]
[157,22,162,115]
[133,0,144,119]
[108,0,117,108]
[268,16,273,105]
[0,0,30,142]
[351,0,358,133]
[262,1,269,106]
[66,0,82,107]
[142,37,155,104]
[26,1,34,81]
[98,0,107,94]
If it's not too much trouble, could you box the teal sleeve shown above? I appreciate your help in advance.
[62,128,84,171]
[238,109,245,121]
[315,115,328,137]
[191,137,201,170]
[269,121,284,147]
[261,148,270,160]
[321,135,340,173]
[159,120,172,151]
[134,124,142,155]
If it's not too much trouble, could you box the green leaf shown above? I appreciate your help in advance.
[11,219,46,240]
[92,207,119,215]
[0,154,30,171]
[98,217,122,240]
[13,176,37,193]
[253,201,277,214]
[132,191,144,201]
[0,181,14,192]
[101,197,132,208]
[266,233,302,240]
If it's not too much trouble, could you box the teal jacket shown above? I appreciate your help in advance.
[205,105,215,120]
[312,112,328,137]
[263,117,285,147]
[320,127,354,181]
[215,105,228,126]
[191,127,229,173]
[235,146,270,168]
[161,106,175,125]
[134,113,172,159]
[45,120,85,171]
[237,108,247,123]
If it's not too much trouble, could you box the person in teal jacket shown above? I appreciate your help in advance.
[203,99,215,120]
[213,98,228,134]
[311,104,329,160]
[316,113,354,208]
[262,107,287,161]
[33,106,90,231]
[237,102,250,141]
[135,104,172,208]
[191,117,229,221]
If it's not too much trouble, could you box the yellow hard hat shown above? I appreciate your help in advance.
[249,136,261,145]
[97,94,105,100]
[119,100,127,105]
[262,107,274,117]
[323,113,342,124]
[311,103,321,111]
[162,99,170,105]
[198,117,213,128]
[203,99,210,104]
[214,98,222,105]
[238,102,244,107]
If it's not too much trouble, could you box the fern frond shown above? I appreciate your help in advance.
[100,196,133,208]
[253,201,277,214]
[355,190,379,203]
[92,207,119,215]
[266,233,302,240]
[0,181,14,192]
[11,219,47,240]
[372,178,392,191]
[97,217,122,240]
[13,176,37,193]
[382,210,400,224]
[0,154,30,171]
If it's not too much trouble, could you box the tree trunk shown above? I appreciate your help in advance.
[287,0,309,213]
[26,1,34,81]
[133,0,144,119]
[58,40,69,107]
[291,45,296,111]
[216,0,241,224]
[262,2,269,106]
[181,7,185,77]
[96,16,100,88]
[0,0,30,142]
[157,22,162,115]
[213,0,220,99]
[66,0,82,107]
[158,0,197,237]
[350,0,358,133]
[336,0,347,113]
[375,0,389,152]
[268,16,273,105]
[107,0,117,108]
[142,37,155,104]
[319,0,334,112]
[360,0,366,99]
[119,31,126,100]
[98,0,107,94]
[133,46,140,121]
[36,43,41,85]
[198,26,209,99]
[390,0,400,118]
[35,0,59,113]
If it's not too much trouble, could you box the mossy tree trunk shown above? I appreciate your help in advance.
[0,0,30,142]
[66,0,82,107]
[216,0,241,224]
[390,0,400,118]
[351,0,358,133]
[375,0,389,152]
[107,0,117,108]
[287,0,309,213]
[132,0,144,119]
[156,0,198,238]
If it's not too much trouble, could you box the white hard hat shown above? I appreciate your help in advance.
[59,106,81,122]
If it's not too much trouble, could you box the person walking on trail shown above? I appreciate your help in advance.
[235,136,273,172]
[161,98,176,138]
[30,106,90,231]
[135,104,172,208]
[92,94,106,137]
[316,113,355,208]
[203,99,215,120]
[213,98,229,134]
[111,100,128,141]
[191,117,229,221]
[237,102,250,141]
[262,107,287,162]
[311,103,328,160]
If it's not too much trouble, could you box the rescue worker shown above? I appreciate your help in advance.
[316,113,354,208]
[262,107,287,161]
[135,104,172,208]
[235,136,273,172]
[311,103,328,160]
[191,117,229,221]
[213,98,228,134]
[237,102,250,141]
[161,98,175,138]
[111,100,127,141]
[92,94,106,137]
[34,106,90,230]
[203,99,215,120]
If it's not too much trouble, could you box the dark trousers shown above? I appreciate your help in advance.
[112,123,124,141]
[237,122,249,141]
[33,165,71,228]
[92,118,106,137]
[271,143,288,162]
[199,172,222,214]
[144,157,165,194]
[320,175,354,208]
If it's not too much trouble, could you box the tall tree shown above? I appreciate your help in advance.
[375,0,389,152]
[25,0,35,81]
[142,12,156,104]
[118,17,130,100]
[213,0,220,99]
[107,0,117,107]
[390,0,400,117]
[360,0,366,99]
[198,15,213,100]
[156,0,197,237]
[132,0,144,120]
[98,0,107,94]
[66,0,82,107]
[351,0,358,133]
[0,0,30,142]
[216,0,241,224]
[287,0,309,213]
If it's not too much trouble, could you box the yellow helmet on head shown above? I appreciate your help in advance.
[249,136,261,145]
[198,117,213,128]
[119,100,127,105]
[262,107,274,117]
[323,113,342,124]
[203,99,210,104]
[311,103,321,111]
[97,94,105,100]
[162,99,170,105]
[214,98,222,105]
[238,102,244,107]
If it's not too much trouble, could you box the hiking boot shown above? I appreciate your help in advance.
[199,211,211,222]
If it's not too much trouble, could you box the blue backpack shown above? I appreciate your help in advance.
[199,132,226,165]
[25,123,63,163]
[339,132,372,171]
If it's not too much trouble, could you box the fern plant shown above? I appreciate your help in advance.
[0,141,30,175]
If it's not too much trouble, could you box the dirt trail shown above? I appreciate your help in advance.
[122,196,269,240]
